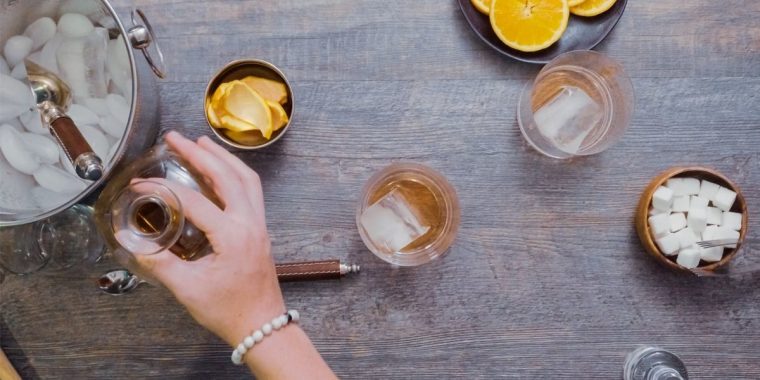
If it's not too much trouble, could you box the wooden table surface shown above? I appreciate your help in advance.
[3,0,760,378]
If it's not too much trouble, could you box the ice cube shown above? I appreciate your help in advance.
[57,28,108,101]
[106,37,132,99]
[60,0,103,19]
[0,124,40,175]
[107,140,120,163]
[78,124,109,159]
[68,104,100,126]
[359,189,430,253]
[10,63,27,80]
[18,132,59,164]
[58,13,94,38]
[0,57,9,75]
[33,164,87,194]
[20,110,48,134]
[533,86,603,155]
[99,113,125,138]
[82,97,110,116]
[106,93,129,123]
[0,74,34,122]
[3,35,33,67]
[38,35,63,74]
[59,148,76,174]
[24,17,57,50]
[0,151,36,211]
[31,186,71,209]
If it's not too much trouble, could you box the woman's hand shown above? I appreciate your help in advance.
[131,132,335,379]
[132,131,285,345]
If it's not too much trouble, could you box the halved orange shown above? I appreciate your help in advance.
[471,0,490,15]
[570,0,616,17]
[490,0,569,53]
[568,0,585,6]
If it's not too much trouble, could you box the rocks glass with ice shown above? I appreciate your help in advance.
[356,163,460,266]
[517,50,634,159]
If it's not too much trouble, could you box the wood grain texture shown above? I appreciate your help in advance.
[3,0,760,378]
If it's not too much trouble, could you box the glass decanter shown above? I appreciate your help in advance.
[94,144,220,272]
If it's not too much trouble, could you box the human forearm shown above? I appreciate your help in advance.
[243,325,336,380]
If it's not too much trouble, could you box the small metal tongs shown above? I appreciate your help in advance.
[697,238,758,249]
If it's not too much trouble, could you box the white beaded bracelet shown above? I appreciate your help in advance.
[231,309,300,365]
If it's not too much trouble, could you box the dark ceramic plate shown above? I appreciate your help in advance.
[458,0,628,64]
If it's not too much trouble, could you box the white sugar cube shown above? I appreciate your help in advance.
[652,186,674,211]
[672,196,690,212]
[649,213,670,238]
[674,228,698,250]
[689,195,709,211]
[656,233,680,256]
[676,248,701,269]
[700,245,724,263]
[706,207,722,225]
[699,180,720,202]
[665,178,685,195]
[649,207,667,216]
[722,211,742,231]
[704,226,740,249]
[713,187,737,211]
[669,212,687,232]
[687,207,707,233]
[702,225,720,241]
[682,178,701,195]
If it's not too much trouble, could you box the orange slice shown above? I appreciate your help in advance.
[225,130,268,146]
[222,80,272,137]
[471,0,490,14]
[490,0,569,53]
[205,98,222,128]
[570,0,616,17]
[241,76,289,105]
[568,0,585,6]
[266,100,289,131]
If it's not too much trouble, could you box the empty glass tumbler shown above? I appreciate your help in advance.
[623,346,688,380]
[518,50,634,159]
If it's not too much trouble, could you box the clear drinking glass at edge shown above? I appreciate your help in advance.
[623,346,688,380]
[0,205,104,282]
[518,50,635,159]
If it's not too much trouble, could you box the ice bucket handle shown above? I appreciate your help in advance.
[127,9,166,79]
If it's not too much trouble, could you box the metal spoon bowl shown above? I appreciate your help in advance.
[98,269,145,295]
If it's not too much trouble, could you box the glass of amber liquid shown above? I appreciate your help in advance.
[356,163,460,266]
[94,144,218,276]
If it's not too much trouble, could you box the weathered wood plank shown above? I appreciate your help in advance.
[2,0,760,378]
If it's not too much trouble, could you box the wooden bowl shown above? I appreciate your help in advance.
[635,167,749,274]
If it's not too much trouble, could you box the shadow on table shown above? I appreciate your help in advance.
[1,316,40,380]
